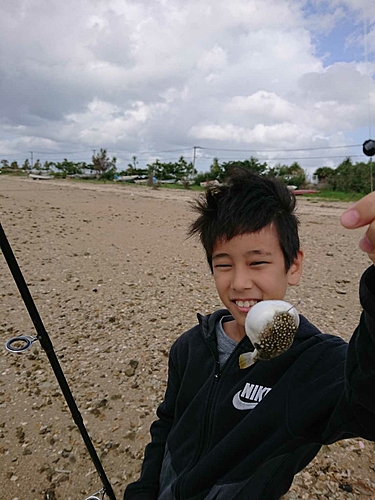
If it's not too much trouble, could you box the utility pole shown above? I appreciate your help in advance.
[90,150,96,174]
[132,155,138,172]
[192,146,201,174]
[30,151,33,168]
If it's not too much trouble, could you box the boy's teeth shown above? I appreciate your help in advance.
[236,300,257,308]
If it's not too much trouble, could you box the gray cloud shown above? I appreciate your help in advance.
[0,0,374,174]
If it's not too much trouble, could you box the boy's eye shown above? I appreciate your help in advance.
[250,261,269,266]
[214,264,232,268]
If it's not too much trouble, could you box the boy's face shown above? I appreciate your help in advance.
[212,225,303,341]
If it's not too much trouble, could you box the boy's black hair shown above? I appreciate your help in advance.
[189,167,300,272]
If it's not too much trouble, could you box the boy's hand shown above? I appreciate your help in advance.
[340,192,375,265]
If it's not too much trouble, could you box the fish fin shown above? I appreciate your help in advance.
[239,351,257,369]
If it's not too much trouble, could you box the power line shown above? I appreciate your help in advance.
[363,11,372,138]
[198,144,362,153]
[0,143,363,158]
[121,148,191,155]
[362,8,374,192]
[32,150,93,155]
[196,154,364,161]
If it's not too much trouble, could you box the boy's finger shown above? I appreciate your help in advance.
[359,222,375,258]
[340,192,375,229]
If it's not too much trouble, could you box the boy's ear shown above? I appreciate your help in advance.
[287,250,304,286]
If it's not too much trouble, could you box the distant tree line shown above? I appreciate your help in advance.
[0,149,117,179]
[193,157,307,188]
[313,157,373,194]
[0,151,373,193]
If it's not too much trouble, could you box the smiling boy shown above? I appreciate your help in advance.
[124,168,375,500]
[211,229,303,342]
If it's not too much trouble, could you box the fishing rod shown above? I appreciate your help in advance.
[0,223,117,500]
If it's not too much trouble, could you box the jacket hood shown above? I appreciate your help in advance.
[197,309,321,344]
[197,309,231,341]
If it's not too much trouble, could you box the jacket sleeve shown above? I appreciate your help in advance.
[342,264,375,437]
[320,265,375,443]
[287,265,375,443]
[123,347,180,500]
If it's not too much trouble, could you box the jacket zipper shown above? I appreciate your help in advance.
[174,335,247,499]
[200,336,248,456]
[174,360,219,499]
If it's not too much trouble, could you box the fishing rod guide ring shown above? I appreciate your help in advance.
[5,335,38,353]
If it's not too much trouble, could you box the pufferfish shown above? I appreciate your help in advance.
[239,300,299,369]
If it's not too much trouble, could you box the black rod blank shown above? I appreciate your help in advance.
[0,223,116,500]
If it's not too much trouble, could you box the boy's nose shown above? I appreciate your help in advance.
[232,269,253,291]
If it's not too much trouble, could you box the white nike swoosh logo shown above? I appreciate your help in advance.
[232,391,258,410]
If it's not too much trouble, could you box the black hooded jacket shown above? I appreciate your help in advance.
[124,266,375,500]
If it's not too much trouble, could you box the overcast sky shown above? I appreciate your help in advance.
[1,0,375,176]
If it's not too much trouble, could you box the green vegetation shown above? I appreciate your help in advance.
[156,182,203,191]
[313,157,373,194]
[147,156,196,182]
[1,150,373,194]
[92,148,117,179]
[54,158,86,176]
[193,157,310,188]
[309,190,366,202]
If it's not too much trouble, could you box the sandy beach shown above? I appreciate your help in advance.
[1,175,374,499]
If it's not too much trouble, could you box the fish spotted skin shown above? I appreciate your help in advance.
[239,312,298,369]
[254,312,298,360]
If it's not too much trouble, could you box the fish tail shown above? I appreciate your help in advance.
[238,351,257,369]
